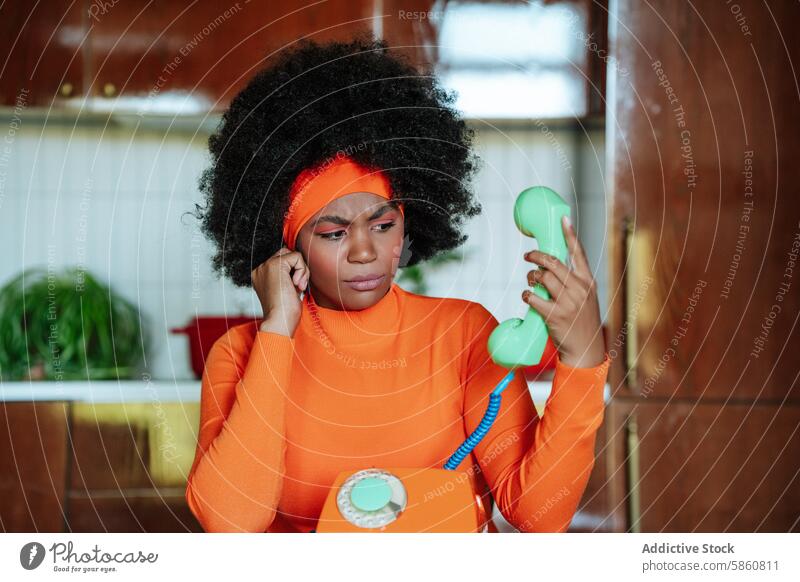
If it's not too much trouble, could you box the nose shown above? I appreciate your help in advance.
[347,225,377,263]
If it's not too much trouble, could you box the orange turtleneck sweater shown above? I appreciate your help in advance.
[185,281,611,533]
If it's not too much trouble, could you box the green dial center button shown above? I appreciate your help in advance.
[350,477,392,512]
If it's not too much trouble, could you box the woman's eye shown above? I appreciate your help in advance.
[375,221,396,232]
[319,230,346,240]
[317,222,395,241]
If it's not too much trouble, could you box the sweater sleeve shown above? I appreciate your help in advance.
[185,327,294,532]
[460,304,610,532]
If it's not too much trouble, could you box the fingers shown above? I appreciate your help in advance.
[524,217,598,312]
[524,249,594,310]
[293,267,308,291]
[524,249,572,287]
[524,240,592,293]
[280,250,309,291]
[251,247,310,292]
[561,215,592,283]
[527,267,566,302]
[522,288,558,322]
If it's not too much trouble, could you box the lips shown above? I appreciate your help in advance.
[345,273,385,291]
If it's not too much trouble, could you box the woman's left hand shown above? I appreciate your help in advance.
[522,215,606,369]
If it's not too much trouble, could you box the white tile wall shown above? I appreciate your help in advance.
[424,122,609,325]
[1,118,607,379]
[1,121,253,381]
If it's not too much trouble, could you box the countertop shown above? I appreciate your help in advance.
[0,379,611,403]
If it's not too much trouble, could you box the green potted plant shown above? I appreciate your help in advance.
[396,238,469,295]
[0,267,148,381]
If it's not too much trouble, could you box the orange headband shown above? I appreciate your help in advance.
[282,155,404,251]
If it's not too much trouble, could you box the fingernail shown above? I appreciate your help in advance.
[563,215,572,229]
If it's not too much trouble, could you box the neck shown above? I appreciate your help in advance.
[308,281,390,311]
[300,280,404,346]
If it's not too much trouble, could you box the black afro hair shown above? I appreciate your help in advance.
[195,32,483,287]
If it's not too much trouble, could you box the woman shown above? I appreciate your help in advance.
[186,35,610,533]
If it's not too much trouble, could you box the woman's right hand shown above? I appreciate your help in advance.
[251,247,309,337]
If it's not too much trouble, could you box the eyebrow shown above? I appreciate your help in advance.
[314,203,398,227]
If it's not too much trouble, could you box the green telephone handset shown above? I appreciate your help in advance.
[488,186,571,369]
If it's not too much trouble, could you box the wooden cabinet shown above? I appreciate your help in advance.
[0,401,202,533]
[0,403,70,531]
[66,402,202,532]
[0,0,85,107]
[85,0,381,108]
[606,399,800,532]
[608,0,800,403]
[0,0,438,112]
[604,0,800,531]
[0,0,605,116]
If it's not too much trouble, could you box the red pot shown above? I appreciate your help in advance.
[171,315,261,379]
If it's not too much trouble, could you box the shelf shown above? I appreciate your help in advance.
[0,380,200,403]
[0,379,610,403]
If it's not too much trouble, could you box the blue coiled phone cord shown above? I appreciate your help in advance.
[443,369,516,471]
